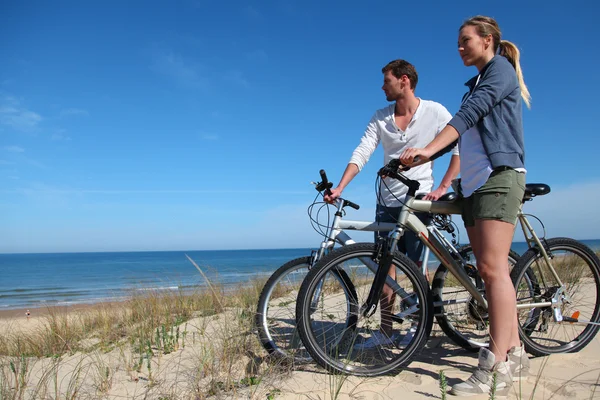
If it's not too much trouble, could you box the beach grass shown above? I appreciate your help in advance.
[0,267,284,399]
[1,251,600,399]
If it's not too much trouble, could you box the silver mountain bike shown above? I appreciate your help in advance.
[255,170,517,362]
[295,160,600,376]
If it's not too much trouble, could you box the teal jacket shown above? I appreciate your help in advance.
[448,55,525,169]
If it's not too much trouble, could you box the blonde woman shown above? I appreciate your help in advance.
[400,16,530,396]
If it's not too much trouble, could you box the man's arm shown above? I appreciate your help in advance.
[423,154,460,200]
[323,163,359,203]
[324,114,380,203]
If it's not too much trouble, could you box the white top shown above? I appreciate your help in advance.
[458,75,526,197]
[349,99,457,206]
[459,125,493,197]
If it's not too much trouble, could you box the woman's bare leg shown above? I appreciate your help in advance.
[467,220,520,361]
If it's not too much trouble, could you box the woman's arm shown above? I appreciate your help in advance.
[400,124,460,166]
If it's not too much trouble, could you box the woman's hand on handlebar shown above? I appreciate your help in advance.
[400,147,433,167]
[323,187,342,204]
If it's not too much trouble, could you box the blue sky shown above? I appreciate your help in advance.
[1,0,599,253]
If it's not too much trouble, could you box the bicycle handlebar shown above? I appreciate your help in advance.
[378,159,420,196]
[315,170,360,210]
[315,169,333,193]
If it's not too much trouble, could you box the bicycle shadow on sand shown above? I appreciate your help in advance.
[402,335,479,384]
[261,333,480,384]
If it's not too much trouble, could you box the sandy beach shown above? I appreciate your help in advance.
[1,299,599,400]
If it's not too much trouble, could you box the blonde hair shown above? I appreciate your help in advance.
[461,16,531,108]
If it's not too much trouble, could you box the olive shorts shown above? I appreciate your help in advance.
[460,168,526,227]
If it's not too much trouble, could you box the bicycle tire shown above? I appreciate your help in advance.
[296,243,432,376]
[511,237,600,356]
[255,256,354,362]
[431,246,523,352]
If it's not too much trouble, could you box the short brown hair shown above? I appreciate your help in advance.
[382,60,418,90]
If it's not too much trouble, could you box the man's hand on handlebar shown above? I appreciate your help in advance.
[323,187,342,204]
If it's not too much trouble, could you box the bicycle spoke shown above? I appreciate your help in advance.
[256,257,313,361]
[512,238,600,356]
[297,243,432,376]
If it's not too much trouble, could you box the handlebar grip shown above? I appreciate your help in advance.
[344,200,360,210]
[399,156,419,171]
[315,169,333,193]
[319,169,329,185]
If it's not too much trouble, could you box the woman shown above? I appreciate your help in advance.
[400,16,530,397]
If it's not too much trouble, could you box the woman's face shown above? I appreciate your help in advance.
[458,25,492,68]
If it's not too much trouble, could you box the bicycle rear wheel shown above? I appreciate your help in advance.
[296,243,432,376]
[255,257,313,362]
[255,256,354,362]
[432,246,524,352]
[511,237,600,356]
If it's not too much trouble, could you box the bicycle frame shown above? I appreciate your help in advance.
[395,196,568,316]
[316,177,571,323]
[315,195,473,315]
[399,197,488,308]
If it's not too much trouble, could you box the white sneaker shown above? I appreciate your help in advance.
[398,325,417,347]
[353,331,399,350]
[449,347,513,397]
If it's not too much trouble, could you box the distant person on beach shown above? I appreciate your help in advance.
[323,59,460,350]
[26,309,30,319]
[400,15,530,397]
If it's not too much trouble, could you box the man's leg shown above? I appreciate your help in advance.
[375,205,400,338]
[403,212,432,281]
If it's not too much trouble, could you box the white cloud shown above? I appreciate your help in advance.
[23,158,45,169]
[151,52,207,89]
[244,5,262,20]
[514,181,600,241]
[59,108,89,118]
[51,129,71,141]
[226,70,249,88]
[0,188,306,195]
[0,96,42,132]
[3,145,24,153]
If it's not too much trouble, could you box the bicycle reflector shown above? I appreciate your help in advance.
[570,311,581,324]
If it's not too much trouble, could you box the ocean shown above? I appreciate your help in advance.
[1,240,599,311]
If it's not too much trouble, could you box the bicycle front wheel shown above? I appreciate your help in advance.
[432,246,524,352]
[511,237,600,356]
[296,243,432,376]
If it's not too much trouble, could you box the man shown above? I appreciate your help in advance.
[324,59,460,349]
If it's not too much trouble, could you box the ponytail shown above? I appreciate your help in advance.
[500,40,531,109]
[461,16,532,109]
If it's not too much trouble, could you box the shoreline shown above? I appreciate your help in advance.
[0,298,131,320]
[2,243,599,312]
[0,280,261,313]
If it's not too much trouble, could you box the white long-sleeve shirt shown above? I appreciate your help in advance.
[349,99,457,206]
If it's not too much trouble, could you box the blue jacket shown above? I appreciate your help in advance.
[448,55,525,169]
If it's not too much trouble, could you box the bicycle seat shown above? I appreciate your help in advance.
[415,192,457,201]
[439,192,457,201]
[524,183,551,201]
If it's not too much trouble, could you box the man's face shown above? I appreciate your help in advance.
[382,71,404,102]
